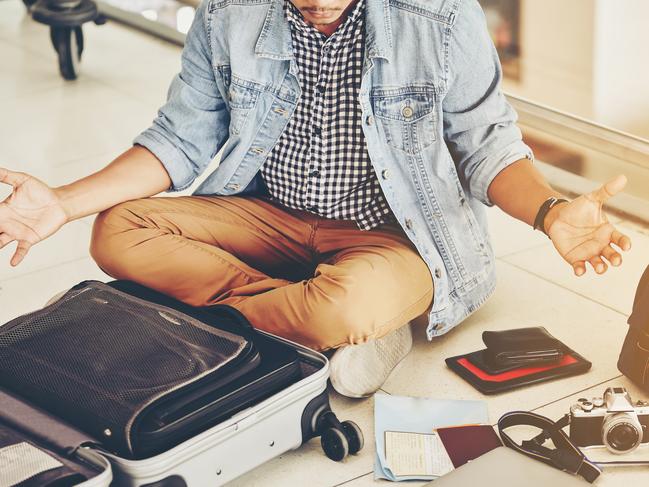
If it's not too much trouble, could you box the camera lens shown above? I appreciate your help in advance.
[607,424,640,452]
[602,413,643,454]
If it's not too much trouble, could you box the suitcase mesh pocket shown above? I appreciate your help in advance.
[0,281,248,455]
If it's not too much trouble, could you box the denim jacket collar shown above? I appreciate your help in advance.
[254,0,392,61]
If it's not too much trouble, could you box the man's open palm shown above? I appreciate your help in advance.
[0,168,67,266]
[548,175,632,276]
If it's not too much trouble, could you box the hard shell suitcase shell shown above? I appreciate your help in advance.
[106,336,331,486]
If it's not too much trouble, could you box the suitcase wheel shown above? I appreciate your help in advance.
[341,420,364,455]
[315,409,364,461]
[321,427,349,461]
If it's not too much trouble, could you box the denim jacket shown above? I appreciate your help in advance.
[134,0,533,339]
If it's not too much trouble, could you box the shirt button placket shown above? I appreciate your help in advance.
[308,39,329,214]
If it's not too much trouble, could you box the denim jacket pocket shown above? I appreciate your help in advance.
[218,65,262,136]
[372,89,437,154]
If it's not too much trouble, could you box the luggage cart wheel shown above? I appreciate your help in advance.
[321,427,349,461]
[50,25,84,80]
[340,420,364,455]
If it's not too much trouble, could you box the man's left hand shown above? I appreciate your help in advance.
[546,175,632,276]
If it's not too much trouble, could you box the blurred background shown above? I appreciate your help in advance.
[479,0,649,224]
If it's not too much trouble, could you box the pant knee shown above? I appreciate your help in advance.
[300,298,376,350]
[90,201,144,278]
[298,267,432,351]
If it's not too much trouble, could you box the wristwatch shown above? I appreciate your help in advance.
[533,197,569,237]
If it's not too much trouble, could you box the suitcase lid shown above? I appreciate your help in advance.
[0,388,112,486]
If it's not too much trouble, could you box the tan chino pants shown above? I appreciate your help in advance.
[90,196,434,351]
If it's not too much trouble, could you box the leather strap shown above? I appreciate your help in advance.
[498,411,601,483]
[534,197,569,236]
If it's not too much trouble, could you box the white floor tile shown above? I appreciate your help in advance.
[503,224,649,315]
[0,79,154,169]
[619,219,649,238]
[486,206,550,257]
[26,152,116,184]
[78,22,181,108]
[0,219,92,281]
[0,41,66,100]
[0,1,37,42]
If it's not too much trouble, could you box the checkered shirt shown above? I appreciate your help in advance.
[260,0,394,231]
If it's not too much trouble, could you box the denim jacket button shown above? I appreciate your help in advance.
[252,148,265,155]
[401,106,414,118]
[366,115,374,126]
[381,169,390,179]
[405,218,413,230]
[434,267,442,279]
[226,183,240,190]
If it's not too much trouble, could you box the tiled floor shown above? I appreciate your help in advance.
[1,1,649,485]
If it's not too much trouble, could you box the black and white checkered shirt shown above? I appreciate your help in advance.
[260,0,394,231]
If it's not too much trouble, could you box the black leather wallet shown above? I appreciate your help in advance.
[447,327,591,394]
[482,327,565,367]
[465,350,523,375]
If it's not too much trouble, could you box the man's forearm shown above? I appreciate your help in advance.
[54,146,172,222]
[487,159,565,230]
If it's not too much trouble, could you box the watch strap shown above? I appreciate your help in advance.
[534,197,569,236]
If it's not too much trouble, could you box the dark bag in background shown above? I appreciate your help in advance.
[618,266,649,391]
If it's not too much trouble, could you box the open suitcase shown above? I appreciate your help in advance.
[0,280,363,486]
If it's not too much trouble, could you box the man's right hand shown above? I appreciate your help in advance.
[0,168,68,266]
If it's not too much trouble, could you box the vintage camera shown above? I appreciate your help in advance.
[570,387,649,454]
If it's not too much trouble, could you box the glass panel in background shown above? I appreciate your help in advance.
[480,0,649,143]
[98,0,196,38]
[480,0,649,213]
